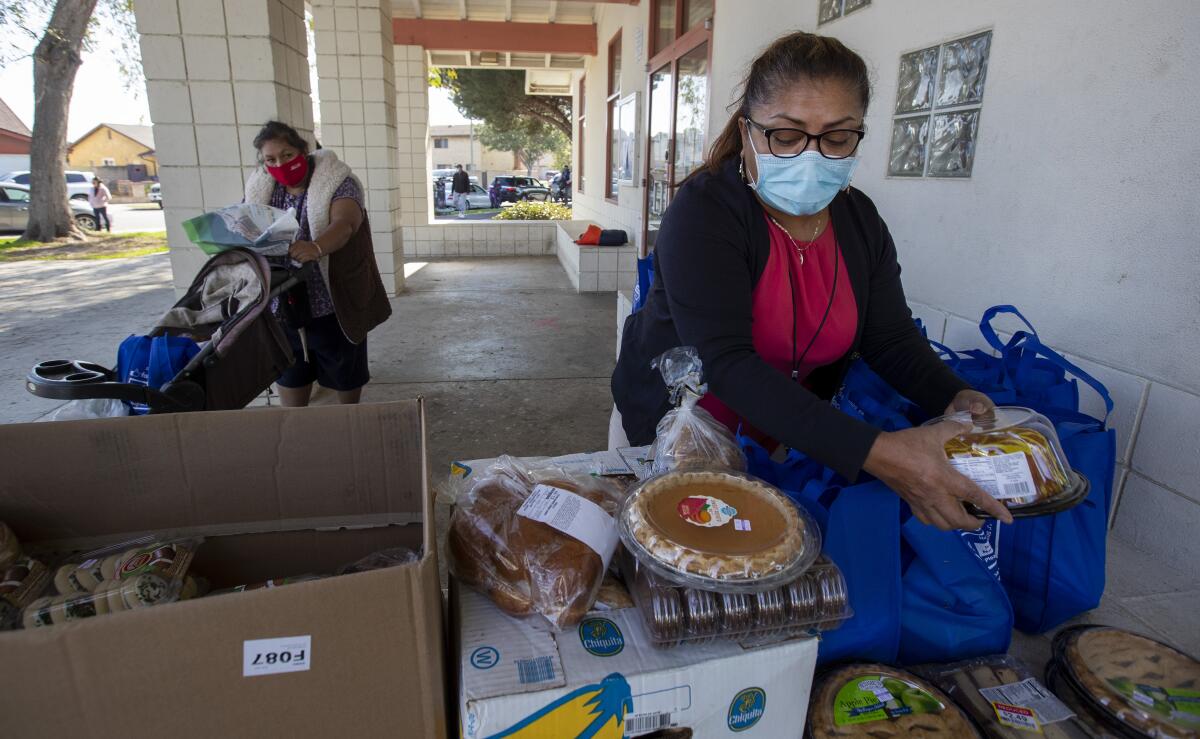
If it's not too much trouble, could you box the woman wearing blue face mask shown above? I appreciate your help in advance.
[612,31,1009,532]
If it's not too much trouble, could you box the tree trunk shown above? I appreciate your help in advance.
[23,0,100,242]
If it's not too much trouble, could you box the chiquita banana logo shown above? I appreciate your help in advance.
[486,673,633,739]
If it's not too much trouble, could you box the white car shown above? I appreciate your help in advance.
[1,170,97,201]
[149,182,162,208]
[437,181,492,209]
[0,183,99,232]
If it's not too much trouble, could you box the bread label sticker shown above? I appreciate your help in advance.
[243,635,311,677]
[992,702,1041,732]
[518,485,619,570]
[949,452,1039,502]
[676,496,738,528]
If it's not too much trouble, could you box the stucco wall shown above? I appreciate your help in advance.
[571,3,650,253]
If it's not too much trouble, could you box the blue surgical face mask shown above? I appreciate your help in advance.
[745,129,859,216]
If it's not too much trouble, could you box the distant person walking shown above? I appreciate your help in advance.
[88,177,111,231]
[452,163,470,218]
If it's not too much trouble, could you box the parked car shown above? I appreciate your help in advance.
[434,179,491,208]
[1,170,97,201]
[149,182,162,208]
[489,175,550,204]
[462,184,493,209]
[0,183,98,232]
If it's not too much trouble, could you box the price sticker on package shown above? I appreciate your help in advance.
[243,635,311,677]
[992,701,1041,733]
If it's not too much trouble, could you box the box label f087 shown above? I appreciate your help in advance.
[243,635,312,677]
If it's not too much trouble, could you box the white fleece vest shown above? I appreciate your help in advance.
[243,149,364,302]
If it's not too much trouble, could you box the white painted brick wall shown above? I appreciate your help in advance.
[182,36,231,80]
[223,0,271,36]
[1131,384,1200,504]
[132,0,180,35]
[179,0,226,35]
[189,82,236,125]
[145,80,193,124]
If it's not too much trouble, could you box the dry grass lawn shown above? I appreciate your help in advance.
[0,231,168,261]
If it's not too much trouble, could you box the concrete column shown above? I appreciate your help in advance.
[134,0,313,290]
[393,45,432,228]
[311,0,404,294]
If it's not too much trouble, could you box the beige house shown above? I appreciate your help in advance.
[430,123,555,179]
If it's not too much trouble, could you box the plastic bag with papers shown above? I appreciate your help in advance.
[182,203,300,256]
[446,455,626,629]
[649,346,746,474]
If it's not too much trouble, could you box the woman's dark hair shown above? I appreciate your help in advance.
[252,120,310,160]
[703,32,870,175]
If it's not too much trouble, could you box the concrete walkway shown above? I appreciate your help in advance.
[0,252,1193,661]
[0,254,174,424]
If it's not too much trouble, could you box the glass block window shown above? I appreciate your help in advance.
[888,30,991,178]
[817,0,869,25]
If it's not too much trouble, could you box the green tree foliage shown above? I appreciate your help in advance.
[477,120,568,176]
[443,69,571,139]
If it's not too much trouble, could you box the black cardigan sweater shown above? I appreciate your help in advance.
[611,157,969,481]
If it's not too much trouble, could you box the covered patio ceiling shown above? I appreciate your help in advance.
[393,0,637,70]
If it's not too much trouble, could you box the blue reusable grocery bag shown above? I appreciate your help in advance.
[938,306,1117,633]
[631,254,654,312]
[116,334,201,414]
[739,361,1013,666]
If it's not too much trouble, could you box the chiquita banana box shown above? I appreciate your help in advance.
[455,584,818,737]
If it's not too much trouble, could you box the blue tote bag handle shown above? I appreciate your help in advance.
[1009,332,1114,422]
[980,304,1039,351]
[981,307,1113,422]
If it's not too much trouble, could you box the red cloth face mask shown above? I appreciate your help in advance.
[266,154,309,187]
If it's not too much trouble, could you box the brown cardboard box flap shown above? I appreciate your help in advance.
[0,401,427,547]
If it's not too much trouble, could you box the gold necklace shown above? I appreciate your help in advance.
[766,212,824,266]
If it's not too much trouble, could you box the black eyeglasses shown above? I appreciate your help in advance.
[744,117,865,160]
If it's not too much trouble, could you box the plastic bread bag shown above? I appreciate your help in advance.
[914,654,1098,738]
[337,548,421,575]
[0,554,51,629]
[21,537,202,628]
[447,455,626,629]
[648,346,746,474]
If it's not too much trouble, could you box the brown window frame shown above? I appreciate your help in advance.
[605,29,622,204]
[642,2,714,256]
[578,75,586,193]
[651,0,713,60]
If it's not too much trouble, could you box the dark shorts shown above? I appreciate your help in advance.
[277,313,370,391]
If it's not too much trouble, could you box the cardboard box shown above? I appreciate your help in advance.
[454,584,819,737]
[0,401,447,738]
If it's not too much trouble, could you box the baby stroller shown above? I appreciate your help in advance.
[26,248,309,414]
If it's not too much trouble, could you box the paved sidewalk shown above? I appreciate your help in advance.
[0,254,174,423]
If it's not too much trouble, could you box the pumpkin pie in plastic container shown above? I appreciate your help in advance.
[617,468,821,593]
[923,406,1090,517]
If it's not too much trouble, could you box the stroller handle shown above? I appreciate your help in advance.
[25,359,197,412]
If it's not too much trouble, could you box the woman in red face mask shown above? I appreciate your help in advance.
[245,120,392,406]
